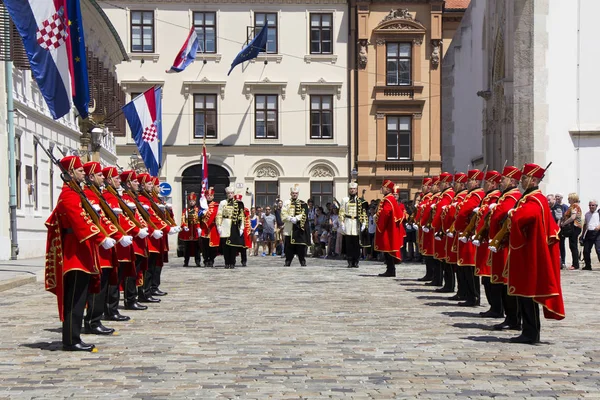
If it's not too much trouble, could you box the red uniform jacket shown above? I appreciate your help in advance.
[45,184,107,321]
[420,192,439,256]
[138,193,169,254]
[83,187,121,270]
[506,188,565,320]
[432,188,454,261]
[474,189,501,277]
[243,208,252,248]
[102,189,138,280]
[489,187,521,284]
[445,190,467,264]
[455,188,484,266]
[121,191,149,258]
[416,192,432,254]
[374,194,405,260]
[200,201,220,247]
[179,206,201,241]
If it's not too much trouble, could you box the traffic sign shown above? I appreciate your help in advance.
[159,182,172,197]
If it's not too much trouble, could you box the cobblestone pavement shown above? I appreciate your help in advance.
[0,253,599,399]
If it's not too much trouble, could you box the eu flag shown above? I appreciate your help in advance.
[227,24,268,76]
[67,0,90,119]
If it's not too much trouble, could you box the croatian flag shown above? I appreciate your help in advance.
[167,27,200,73]
[123,87,163,176]
[4,0,75,120]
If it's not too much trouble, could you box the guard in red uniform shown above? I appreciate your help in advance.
[152,176,173,265]
[82,161,130,336]
[101,166,140,322]
[472,170,502,317]
[235,194,252,267]
[420,177,440,282]
[44,156,115,352]
[455,169,485,307]
[180,192,201,267]
[504,163,565,344]
[415,178,432,280]
[487,166,523,331]
[375,180,405,277]
[430,172,454,287]
[199,187,220,267]
[120,170,151,311]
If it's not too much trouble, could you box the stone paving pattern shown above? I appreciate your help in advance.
[0,254,599,399]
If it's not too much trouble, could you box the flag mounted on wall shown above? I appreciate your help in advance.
[4,0,89,120]
[166,27,200,73]
[122,87,163,176]
[227,24,268,76]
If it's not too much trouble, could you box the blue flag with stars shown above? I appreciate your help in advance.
[228,24,268,76]
[68,0,90,119]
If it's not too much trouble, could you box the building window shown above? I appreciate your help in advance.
[255,181,278,208]
[386,116,412,160]
[386,42,412,86]
[255,94,278,139]
[15,135,21,209]
[310,95,333,139]
[34,142,38,210]
[130,11,154,53]
[193,12,216,53]
[254,13,277,54]
[310,13,332,54]
[194,94,217,139]
[310,181,333,208]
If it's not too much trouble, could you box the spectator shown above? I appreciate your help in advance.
[403,200,416,261]
[319,224,330,258]
[368,205,377,260]
[560,192,582,270]
[261,206,277,256]
[313,207,327,257]
[250,207,259,256]
[555,193,568,268]
[274,199,284,256]
[329,206,340,258]
[581,199,599,271]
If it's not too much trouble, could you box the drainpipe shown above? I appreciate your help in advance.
[347,0,352,182]
[6,56,18,259]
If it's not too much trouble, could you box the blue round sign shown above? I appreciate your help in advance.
[158,182,172,197]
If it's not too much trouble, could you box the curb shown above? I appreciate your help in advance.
[0,275,37,293]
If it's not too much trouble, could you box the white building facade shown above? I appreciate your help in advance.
[442,0,600,206]
[0,0,128,260]
[103,0,350,216]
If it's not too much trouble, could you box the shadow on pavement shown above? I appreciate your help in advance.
[464,335,508,343]
[424,301,462,307]
[44,328,62,333]
[442,311,483,318]
[416,295,455,301]
[405,288,438,293]
[453,322,494,330]
[21,341,63,351]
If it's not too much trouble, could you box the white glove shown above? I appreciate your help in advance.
[101,238,116,250]
[459,236,468,243]
[168,228,178,235]
[442,205,448,211]
[197,228,202,236]
[166,203,172,209]
[489,245,498,253]
[451,202,458,207]
[422,227,430,233]
[92,204,101,212]
[489,203,497,211]
[239,228,244,236]
[472,239,481,247]
[431,204,437,210]
[290,217,298,224]
[143,204,150,210]
[434,235,442,241]
[413,224,419,230]
[126,202,136,209]
[119,235,133,247]
[217,227,223,236]
[158,204,166,210]
[184,226,190,232]
[112,207,123,215]
[361,224,366,232]
[473,207,480,213]
[447,232,454,238]
[151,230,163,239]
[137,228,149,239]
[199,197,208,210]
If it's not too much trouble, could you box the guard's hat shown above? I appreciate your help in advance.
[137,173,152,184]
[485,170,502,184]
[382,179,395,191]
[454,172,468,183]
[83,161,102,176]
[59,155,83,171]
[502,165,522,180]
[468,169,484,181]
[102,166,119,179]
[120,170,137,182]
[522,163,545,179]
[188,192,197,202]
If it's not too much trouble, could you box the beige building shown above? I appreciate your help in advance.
[102,0,351,222]
[349,0,467,201]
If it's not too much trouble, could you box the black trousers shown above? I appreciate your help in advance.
[84,268,110,327]
[201,237,218,265]
[345,235,360,265]
[183,240,200,266]
[441,262,455,291]
[567,227,582,268]
[63,270,90,346]
[518,296,540,342]
[142,253,158,296]
[431,258,443,286]
[105,262,127,316]
[482,276,503,314]
[424,256,435,281]
[456,265,467,298]
[462,266,479,303]
[559,236,566,265]
[501,284,520,325]
[582,230,600,268]
[284,236,306,265]
[221,238,238,266]
[384,253,396,275]
[125,255,144,305]
[240,248,247,264]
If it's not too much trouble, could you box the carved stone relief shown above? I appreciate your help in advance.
[382,9,414,23]
[430,40,442,69]
[357,39,368,69]
[256,165,279,178]
[311,166,334,178]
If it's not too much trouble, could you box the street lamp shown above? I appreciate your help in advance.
[90,127,104,152]
[350,168,358,182]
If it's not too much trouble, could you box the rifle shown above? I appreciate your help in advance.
[141,188,177,226]
[105,184,145,229]
[473,211,492,244]
[122,186,159,230]
[184,190,189,226]
[84,179,128,236]
[33,135,109,237]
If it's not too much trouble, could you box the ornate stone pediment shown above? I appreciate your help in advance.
[382,8,414,23]
[311,165,334,178]
[373,9,426,34]
[256,165,279,178]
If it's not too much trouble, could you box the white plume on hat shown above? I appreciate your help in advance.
[225,186,234,193]
[348,182,358,189]
[290,184,300,193]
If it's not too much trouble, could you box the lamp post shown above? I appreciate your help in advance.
[350,167,358,183]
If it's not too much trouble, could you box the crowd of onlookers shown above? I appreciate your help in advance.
[547,192,598,270]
